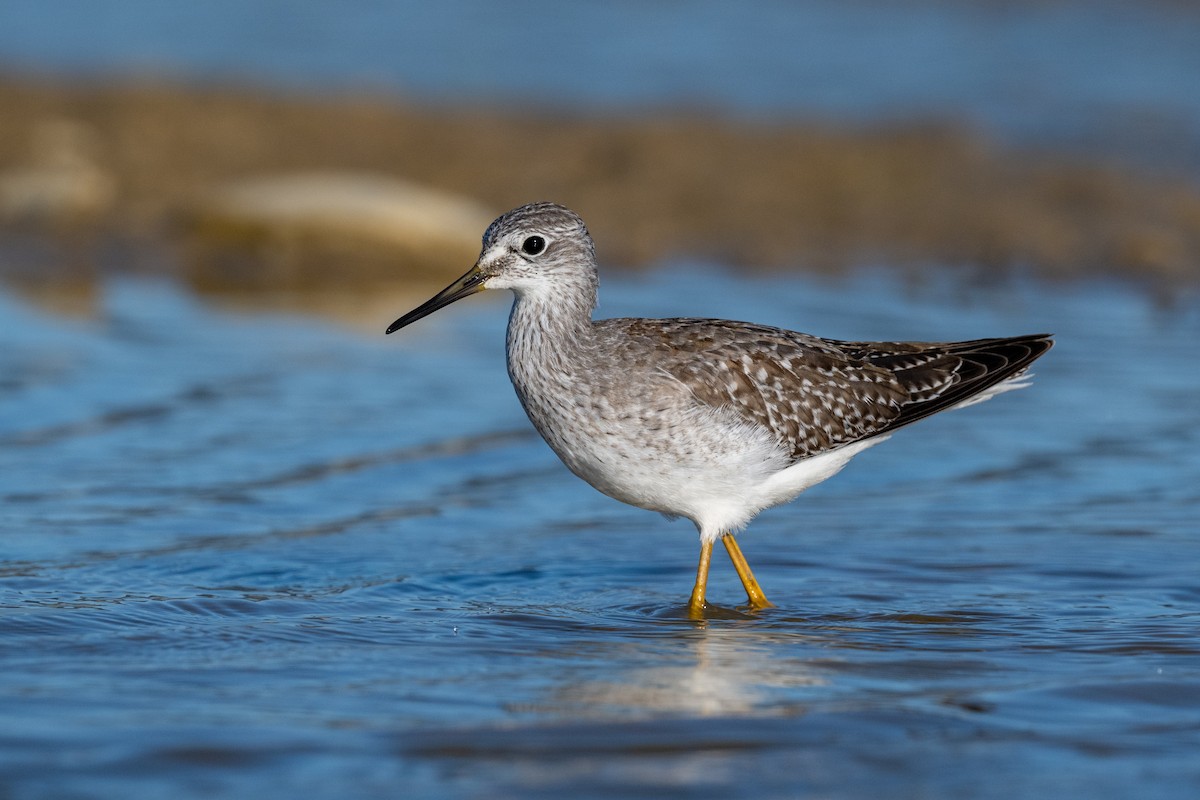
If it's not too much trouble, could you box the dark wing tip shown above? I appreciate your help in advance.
[881,332,1054,432]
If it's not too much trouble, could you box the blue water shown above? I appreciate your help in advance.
[2,1,1199,164]
[1,268,1198,798]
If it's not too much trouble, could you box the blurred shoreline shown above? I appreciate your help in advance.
[2,73,1199,311]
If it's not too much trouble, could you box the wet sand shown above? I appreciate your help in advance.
[2,74,1199,298]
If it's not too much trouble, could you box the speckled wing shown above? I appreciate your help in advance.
[605,319,1052,463]
[836,334,1053,430]
[607,319,908,459]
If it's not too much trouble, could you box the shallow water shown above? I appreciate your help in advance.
[1,268,1198,799]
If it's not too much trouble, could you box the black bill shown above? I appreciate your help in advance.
[386,266,486,334]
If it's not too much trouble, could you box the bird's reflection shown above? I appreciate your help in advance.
[542,623,824,718]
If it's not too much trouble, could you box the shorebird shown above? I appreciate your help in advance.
[387,202,1052,615]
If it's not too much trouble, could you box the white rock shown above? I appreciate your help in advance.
[201,173,493,250]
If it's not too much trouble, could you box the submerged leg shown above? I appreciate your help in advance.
[687,539,714,617]
[722,533,775,610]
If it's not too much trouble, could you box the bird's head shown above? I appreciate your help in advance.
[386,202,597,334]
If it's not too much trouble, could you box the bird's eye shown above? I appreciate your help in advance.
[521,235,546,256]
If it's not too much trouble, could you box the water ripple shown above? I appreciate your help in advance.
[1,272,1198,799]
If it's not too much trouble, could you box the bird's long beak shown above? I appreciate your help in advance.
[386,265,486,334]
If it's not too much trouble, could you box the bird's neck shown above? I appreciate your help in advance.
[505,280,597,381]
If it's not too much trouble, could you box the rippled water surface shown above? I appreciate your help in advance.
[2,269,1198,799]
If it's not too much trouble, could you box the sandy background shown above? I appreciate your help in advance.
[2,75,1199,304]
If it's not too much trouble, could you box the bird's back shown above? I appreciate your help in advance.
[596,318,1053,463]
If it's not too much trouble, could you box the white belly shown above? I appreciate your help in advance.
[527,392,886,542]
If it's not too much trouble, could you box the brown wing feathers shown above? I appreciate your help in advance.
[848,334,1054,433]
[614,319,1052,461]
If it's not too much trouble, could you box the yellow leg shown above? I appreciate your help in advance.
[687,539,713,617]
[722,533,775,610]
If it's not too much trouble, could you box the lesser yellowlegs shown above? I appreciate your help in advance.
[387,202,1052,615]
